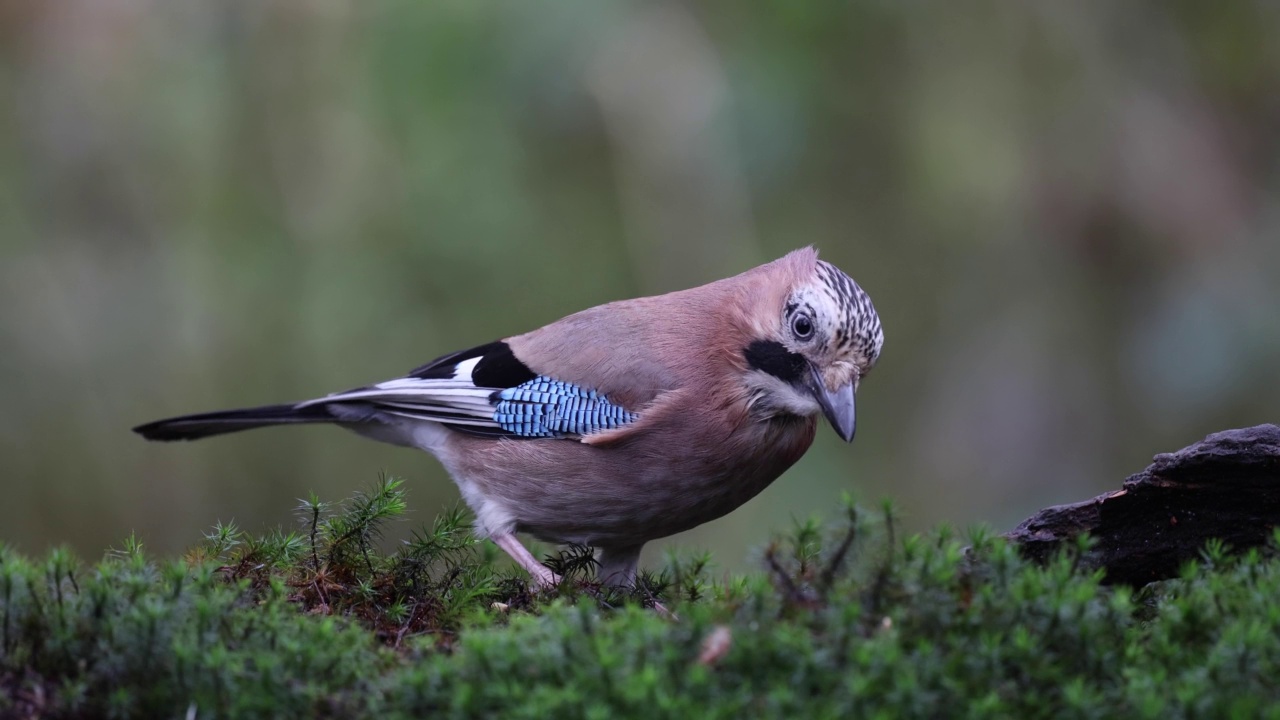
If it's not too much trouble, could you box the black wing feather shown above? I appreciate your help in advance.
[406,342,496,379]
[407,340,536,388]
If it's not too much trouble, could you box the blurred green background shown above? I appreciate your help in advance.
[2,1,1277,573]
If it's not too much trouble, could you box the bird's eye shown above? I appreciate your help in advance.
[792,315,814,339]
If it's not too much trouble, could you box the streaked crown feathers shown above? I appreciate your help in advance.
[767,248,883,376]
[814,259,883,369]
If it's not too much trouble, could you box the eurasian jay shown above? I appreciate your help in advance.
[134,248,884,589]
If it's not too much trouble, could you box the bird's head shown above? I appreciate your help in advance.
[741,255,883,442]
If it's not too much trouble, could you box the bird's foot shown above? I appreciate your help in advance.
[651,600,679,621]
[529,564,563,590]
[492,533,562,589]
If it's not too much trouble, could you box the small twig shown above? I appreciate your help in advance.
[312,579,329,609]
[393,601,420,649]
[309,505,322,571]
[360,535,375,576]
[764,545,802,604]
[818,520,857,595]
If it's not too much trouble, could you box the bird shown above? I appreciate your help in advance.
[134,248,884,589]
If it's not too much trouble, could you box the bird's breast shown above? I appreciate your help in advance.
[447,406,818,547]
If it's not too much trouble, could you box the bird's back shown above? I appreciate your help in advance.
[506,249,815,409]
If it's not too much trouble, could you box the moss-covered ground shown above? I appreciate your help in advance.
[2,476,1278,718]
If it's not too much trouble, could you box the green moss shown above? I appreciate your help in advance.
[2,479,1279,718]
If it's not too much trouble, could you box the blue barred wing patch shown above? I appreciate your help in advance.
[494,377,638,438]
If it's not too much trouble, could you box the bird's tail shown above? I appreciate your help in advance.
[132,403,334,442]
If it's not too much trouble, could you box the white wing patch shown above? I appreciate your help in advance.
[296,376,502,429]
[452,356,481,380]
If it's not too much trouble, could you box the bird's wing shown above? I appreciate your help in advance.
[299,341,638,440]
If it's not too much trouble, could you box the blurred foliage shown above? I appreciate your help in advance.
[0,1,1278,564]
[4,490,1280,717]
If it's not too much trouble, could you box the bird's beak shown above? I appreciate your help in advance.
[808,364,856,442]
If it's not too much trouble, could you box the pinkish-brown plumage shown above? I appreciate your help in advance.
[134,248,883,589]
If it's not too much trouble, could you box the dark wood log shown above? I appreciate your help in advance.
[1004,424,1280,586]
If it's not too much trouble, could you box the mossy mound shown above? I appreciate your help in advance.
[2,478,1278,718]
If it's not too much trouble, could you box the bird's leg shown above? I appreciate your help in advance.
[492,533,561,589]
[596,545,643,589]
[597,545,676,619]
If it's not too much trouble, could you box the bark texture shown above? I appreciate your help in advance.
[1005,424,1280,586]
